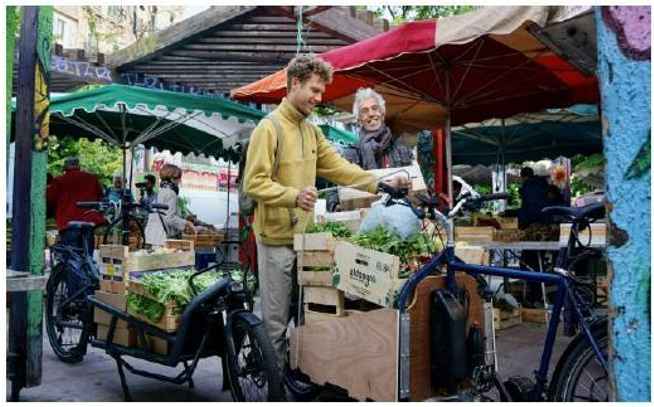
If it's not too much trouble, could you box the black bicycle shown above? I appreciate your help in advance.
[45,201,282,402]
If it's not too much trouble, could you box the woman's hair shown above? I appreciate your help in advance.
[159,163,183,182]
[352,87,386,118]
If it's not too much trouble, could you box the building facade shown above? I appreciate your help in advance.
[53,6,183,54]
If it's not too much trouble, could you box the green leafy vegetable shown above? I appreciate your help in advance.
[306,221,352,238]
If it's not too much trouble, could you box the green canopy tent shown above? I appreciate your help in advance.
[318,124,358,146]
[451,105,602,166]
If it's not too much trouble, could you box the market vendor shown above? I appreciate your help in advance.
[242,55,408,379]
[327,87,414,212]
[144,164,196,246]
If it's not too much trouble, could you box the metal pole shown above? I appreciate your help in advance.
[445,68,453,208]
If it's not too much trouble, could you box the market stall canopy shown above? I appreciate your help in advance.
[11,84,266,161]
[451,105,602,165]
[232,6,599,134]
[11,84,357,161]
[319,124,358,145]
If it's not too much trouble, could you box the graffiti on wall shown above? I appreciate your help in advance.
[597,5,651,401]
[120,72,221,97]
[33,13,52,152]
[602,6,651,61]
[51,56,113,82]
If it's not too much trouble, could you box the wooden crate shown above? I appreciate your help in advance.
[126,278,182,332]
[303,286,345,317]
[290,274,485,401]
[295,233,336,287]
[101,235,143,249]
[522,308,549,324]
[333,241,405,308]
[454,226,496,243]
[144,333,169,355]
[182,233,222,247]
[97,324,137,347]
[498,217,519,230]
[494,229,525,242]
[164,239,195,252]
[454,246,489,265]
[316,209,369,234]
[93,290,130,328]
[559,222,606,247]
[493,307,522,330]
[99,244,195,276]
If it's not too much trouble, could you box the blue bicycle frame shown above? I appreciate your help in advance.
[395,243,608,401]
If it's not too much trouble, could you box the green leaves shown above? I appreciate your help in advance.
[306,221,352,238]
[345,227,436,276]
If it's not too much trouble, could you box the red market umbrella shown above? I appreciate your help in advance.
[232,6,599,199]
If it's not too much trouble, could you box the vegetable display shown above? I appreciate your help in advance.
[344,227,437,278]
[127,268,256,323]
[306,221,352,238]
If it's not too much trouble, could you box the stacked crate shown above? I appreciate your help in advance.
[93,290,137,347]
[294,233,346,325]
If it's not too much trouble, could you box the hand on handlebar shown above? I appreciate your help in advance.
[296,186,318,212]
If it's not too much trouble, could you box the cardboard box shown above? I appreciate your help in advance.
[333,241,405,308]
[96,324,137,347]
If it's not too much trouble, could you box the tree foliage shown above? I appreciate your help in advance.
[47,136,123,187]
[368,5,478,24]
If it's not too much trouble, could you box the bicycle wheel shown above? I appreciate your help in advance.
[225,313,284,402]
[45,264,91,363]
[548,322,611,401]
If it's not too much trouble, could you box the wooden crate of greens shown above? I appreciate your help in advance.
[294,233,336,287]
[126,278,182,332]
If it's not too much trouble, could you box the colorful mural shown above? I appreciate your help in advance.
[597,5,651,401]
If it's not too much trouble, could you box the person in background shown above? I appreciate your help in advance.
[243,55,409,381]
[144,164,196,246]
[46,156,105,254]
[106,172,124,203]
[327,87,414,212]
[516,167,550,229]
[137,173,157,207]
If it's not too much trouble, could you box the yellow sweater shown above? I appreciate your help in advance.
[244,98,378,245]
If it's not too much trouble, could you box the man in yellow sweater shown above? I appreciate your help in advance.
[243,55,407,380]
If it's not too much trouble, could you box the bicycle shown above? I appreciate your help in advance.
[45,201,283,401]
[376,183,611,402]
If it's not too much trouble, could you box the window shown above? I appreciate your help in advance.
[108,6,123,18]
[54,18,66,41]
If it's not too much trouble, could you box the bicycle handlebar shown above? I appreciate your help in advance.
[76,201,169,212]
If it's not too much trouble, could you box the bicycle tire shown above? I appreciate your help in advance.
[548,320,611,401]
[45,264,90,363]
[225,313,284,402]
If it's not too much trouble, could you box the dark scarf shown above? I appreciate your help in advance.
[358,123,393,170]
[160,180,179,196]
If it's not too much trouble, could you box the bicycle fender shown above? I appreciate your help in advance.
[229,309,263,328]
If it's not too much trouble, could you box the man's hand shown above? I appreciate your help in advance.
[383,173,411,193]
[296,186,318,212]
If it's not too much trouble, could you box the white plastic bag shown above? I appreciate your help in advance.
[359,198,422,239]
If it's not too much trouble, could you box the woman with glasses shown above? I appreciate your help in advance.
[144,163,196,247]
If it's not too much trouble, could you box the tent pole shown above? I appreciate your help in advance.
[445,68,453,209]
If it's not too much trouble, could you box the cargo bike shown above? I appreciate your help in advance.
[45,201,283,402]
[287,184,610,402]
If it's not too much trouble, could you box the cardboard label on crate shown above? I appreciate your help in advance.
[333,241,403,308]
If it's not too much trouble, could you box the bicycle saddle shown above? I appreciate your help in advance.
[65,221,96,231]
[541,203,605,220]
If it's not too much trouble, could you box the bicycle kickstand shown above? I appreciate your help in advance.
[114,356,133,402]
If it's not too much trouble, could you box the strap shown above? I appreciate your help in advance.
[153,192,169,237]
[266,113,283,181]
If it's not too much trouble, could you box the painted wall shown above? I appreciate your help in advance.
[596,6,651,402]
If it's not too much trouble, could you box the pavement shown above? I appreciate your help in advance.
[7,315,573,402]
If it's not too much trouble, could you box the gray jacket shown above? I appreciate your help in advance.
[144,187,187,246]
